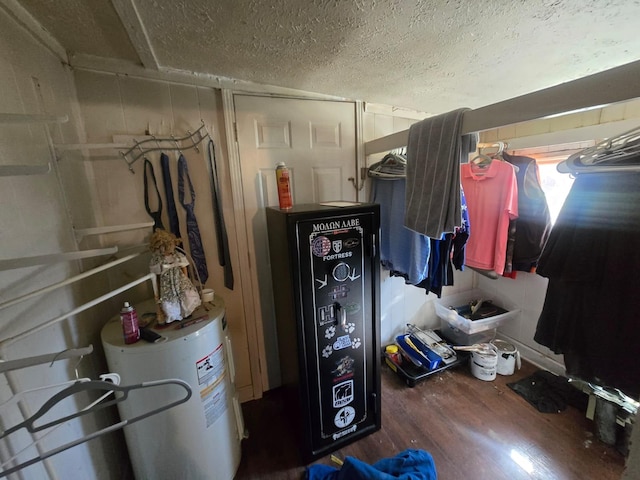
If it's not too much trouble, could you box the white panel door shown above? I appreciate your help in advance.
[234,94,357,389]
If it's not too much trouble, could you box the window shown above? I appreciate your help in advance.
[510,141,595,224]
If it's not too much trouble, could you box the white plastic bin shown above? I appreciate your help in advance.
[434,289,519,335]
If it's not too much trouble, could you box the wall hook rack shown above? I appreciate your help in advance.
[120,122,210,173]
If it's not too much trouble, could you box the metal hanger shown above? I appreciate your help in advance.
[0,378,191,478]
[0,373,121,470]
[171,135,184,157]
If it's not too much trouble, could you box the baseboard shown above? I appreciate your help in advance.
[496,333,566,377]
[238,385,258,403]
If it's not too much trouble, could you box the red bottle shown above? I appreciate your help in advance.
[120,302,140,344]
[276,162,293,209]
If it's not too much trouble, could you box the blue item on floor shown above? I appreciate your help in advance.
[306,449,437,480]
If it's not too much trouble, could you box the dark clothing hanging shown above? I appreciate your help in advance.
[451,185,470,271]
[207,140,234,290]
[160,153,182,239]
[534,171,640,398]
[178,155,209,284]
[416,189,469,297]
[143,158,165,231]
[418,234,454,297]
[502,152,552,272]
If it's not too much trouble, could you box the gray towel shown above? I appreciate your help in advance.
[404,108,476,238]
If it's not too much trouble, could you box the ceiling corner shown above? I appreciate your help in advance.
[0,0,67,62]
[110,0,159,70]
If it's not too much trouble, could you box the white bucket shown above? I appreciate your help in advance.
[470,344,498,381]
[491,339,521,375]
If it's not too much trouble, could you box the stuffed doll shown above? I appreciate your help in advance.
[149,229,201,324]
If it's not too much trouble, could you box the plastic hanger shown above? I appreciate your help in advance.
[0,378,92,411]
[368,152,407,178]
[470,152,492,166]
[0,373,121,471]
[557,126,640,174]
[0,378,191,478]
[0,345,95,411]
[0,378,191,436]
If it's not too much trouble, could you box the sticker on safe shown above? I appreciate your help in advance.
[333,380,354,408]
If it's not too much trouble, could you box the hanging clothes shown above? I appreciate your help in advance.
[178,154,209,284]
[404,108,476,238]
[143,158,165,231]
[371,175,469,298]
[534,171,640,398]
[370,176,430,286]
[451,185,470,271]
[502,152,552,272]
[207,140,234,290]
[160,152,182,239]
[418,188,470,297]
[461,159,518,275]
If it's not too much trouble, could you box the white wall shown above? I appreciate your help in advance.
[2,5,638,474]
[0,8,130,480]
[70,70,254,400]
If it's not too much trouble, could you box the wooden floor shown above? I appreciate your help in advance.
[235,360,626,479]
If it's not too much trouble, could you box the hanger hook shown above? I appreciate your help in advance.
[49,348,70,367]
[171,135,182,155]
[186,130,200,153]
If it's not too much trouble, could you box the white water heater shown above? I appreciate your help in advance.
[101,296,243,480]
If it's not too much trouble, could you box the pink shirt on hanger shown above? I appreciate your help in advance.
[461,159,518,275]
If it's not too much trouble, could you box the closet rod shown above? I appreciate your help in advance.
[0,345,93,374]
[54,143,130,151]
[0,164,51,177]
[0,250,145,312]
[0,273,157,349]
[74,222,154,240]
[0,247,118,272]
[364,59,640,155]
[0,113,68,125]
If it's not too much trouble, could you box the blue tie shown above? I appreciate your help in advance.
[160,153,181,239]
[178,154,208,284]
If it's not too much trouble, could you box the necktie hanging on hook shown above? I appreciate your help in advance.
[143,158,165,231]
[207,139,234,290]
[178,155,209,284]
[160,153,182,239]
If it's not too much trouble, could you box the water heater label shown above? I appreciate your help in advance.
[196,343,228,428]
[196,343,225,385]
[201,381,227,428]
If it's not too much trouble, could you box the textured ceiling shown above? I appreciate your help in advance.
[15,0,640,115]
[18,0,139,62]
